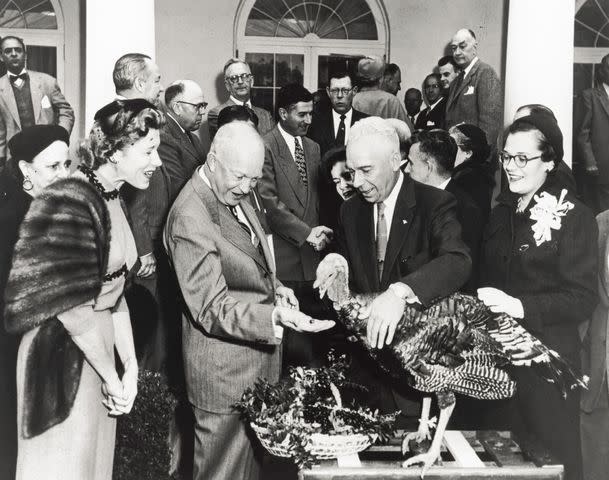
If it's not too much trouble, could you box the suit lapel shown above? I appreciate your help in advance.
[241,200,274,274]
[447,62,479,109]
[353,198,379,291]
[302,137,316,206]
[381,176,416,287]
[168,115,203,166]
[596,87,609,120]
[0,75,20,127]
[272,128,306,206]
[29,72,42,122]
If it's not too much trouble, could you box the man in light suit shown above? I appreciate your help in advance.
[164,122,333,480]
[445,29,502,147]
[208,58,275,139]
[576,53,609,214]
[0,36,74,168]
[259,84,334,366]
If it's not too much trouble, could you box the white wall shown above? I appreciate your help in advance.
[155,0,507,148]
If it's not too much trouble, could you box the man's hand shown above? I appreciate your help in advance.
[306,226,334,251]
[367,285,415,349]
[101,376,125,416]
[274,306,335,332]
[477,287,524,318]
[275,286,299,309]
[137,253,156,278]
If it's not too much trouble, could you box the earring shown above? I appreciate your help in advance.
[23,175,33,191]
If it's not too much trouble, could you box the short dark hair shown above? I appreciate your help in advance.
[438,55,458,69]
[467,29,477,40]
[113,53,152,92]
[328,69,354,85]
[0,35,25,51]
[410,129,457,175]
[383,63,400,78]
[424,73,441,85]
[405,88,422,99]
[322,146,347,185]
[164,82,184,106]
[276,83,312,111]
[516,104,556,120]
[217,105,259,129]
[505,121,557,166]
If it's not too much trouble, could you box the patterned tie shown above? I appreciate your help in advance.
[294,137,308,185]
[376,202,388,281]
[335,114,346,146]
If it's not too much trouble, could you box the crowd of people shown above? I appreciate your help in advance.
[0,25,607,480]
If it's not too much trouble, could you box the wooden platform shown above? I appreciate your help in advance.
[298,431,564,479]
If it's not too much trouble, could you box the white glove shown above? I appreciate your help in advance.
[477,287,524,318]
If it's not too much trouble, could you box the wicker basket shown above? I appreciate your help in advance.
[250,382,375,460]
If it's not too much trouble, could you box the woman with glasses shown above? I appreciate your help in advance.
[478,113,598,480]
[5,99,164,480]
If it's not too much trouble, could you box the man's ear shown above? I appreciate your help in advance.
[390,151,402,171]
[207,152,216,171]
[134,75,145,93]
[278,107,288,122]
[352,86,359,94]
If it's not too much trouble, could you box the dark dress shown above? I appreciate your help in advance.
[480,176,598,480]
[0,170,32,480]
[451,158,494,224]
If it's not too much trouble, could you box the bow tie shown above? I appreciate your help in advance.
[9,73,27,83]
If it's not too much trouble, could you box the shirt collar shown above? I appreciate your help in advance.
[463,56,479,78]
[8,68,26,77]
[230,95,252,108]
[167,111,185,133]
[429,97,444,110]
[382,171,404,210]
[603,83,609,98]
[332,108,352,122]
[278,122,298,144]
[437,177,451,190]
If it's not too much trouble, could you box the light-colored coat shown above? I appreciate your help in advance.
[164,170,281,413]
[0,71,74,161]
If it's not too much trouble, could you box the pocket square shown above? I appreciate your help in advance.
[41,95,51,109]
[465,86,475,95]
[426,120,435,126]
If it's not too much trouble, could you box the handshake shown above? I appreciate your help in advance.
[306,225,333,252]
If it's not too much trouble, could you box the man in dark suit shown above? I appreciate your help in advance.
[308,70,368,157]
[337,117,471,416]
[208,58,275,139]
[407,129,481,292]
[0,36,74,168]
[415,74,446,130]
[164,122,333,480]
[576,53,609,214]
[259,84,333,366]
[404,88,423,127]
[437,55,459,96]
[445,29,502,147]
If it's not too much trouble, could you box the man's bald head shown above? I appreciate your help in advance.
[206,122,264,206]
[450,28,478,68]
[165,79,207,131]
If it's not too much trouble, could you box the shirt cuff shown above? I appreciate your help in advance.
[271,308,284,340]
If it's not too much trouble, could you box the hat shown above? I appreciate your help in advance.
[8,125,69,162]
[357,55,385,82]
[512,113,563,163]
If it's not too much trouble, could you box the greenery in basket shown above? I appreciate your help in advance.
[234,355,397,469]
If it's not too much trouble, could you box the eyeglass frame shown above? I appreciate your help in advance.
[327,87,354,96]
[499,151,543,168]
[225,73,253,84]
[176,100,208,111]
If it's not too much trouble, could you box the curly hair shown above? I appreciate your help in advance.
[80,101,165,170]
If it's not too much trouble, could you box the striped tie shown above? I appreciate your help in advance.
[294,137,308,185]
[376,202,388,281]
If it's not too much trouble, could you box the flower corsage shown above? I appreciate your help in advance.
[529,189,574,246]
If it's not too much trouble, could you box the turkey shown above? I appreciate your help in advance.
[314,253,587,477]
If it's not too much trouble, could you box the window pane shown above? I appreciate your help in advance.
[317,54,362,90]
[276,53,304,86]
[575,0,609,47]
[0,0,57,29]
[0,45,56,77]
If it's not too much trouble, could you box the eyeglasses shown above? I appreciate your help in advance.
[177,100,208,111]
[328,88,353,96]
[225,73,253,84]
[499,152,542,168]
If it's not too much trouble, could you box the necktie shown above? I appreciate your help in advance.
[294,137,308,185]
[376,202,388,281]
[410,115,416,126]
[9,72,27,84]
[335,114,346,145]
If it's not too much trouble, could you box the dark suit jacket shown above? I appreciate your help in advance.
[445,60,502,146]
[577,86,609,184]
[0,71,74,162]
[124,114,206,256]
[451,159,494,222]
[415,97,447,131]
[307,107,368,157]
[338,174,471,305]
[208,98,275,139]
[259,126,321,282]
[445,179,483,292]
[164,170,281,412]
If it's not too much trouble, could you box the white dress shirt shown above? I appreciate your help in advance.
[463,56,479,79]
[332,108,353,144]
[437,177,451,190]
[230,95,252,108]
[373,171,404,239]
[277,122,301,161]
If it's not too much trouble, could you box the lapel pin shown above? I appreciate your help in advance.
[402,219,408,224]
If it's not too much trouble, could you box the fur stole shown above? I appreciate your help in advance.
[4,177,111,437]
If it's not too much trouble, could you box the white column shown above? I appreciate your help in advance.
[504,0,575,165]
[85,0,156,132]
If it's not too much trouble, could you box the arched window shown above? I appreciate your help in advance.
[0,0,64,86]
[235,0,388,112]
[574,0,609,96]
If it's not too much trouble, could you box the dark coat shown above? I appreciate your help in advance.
[445,180,483,292]
[414,97,447,130]
[576,86,609,184]
[307,107,368,157]
[451,158,494,223]
[338,174,472,305]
